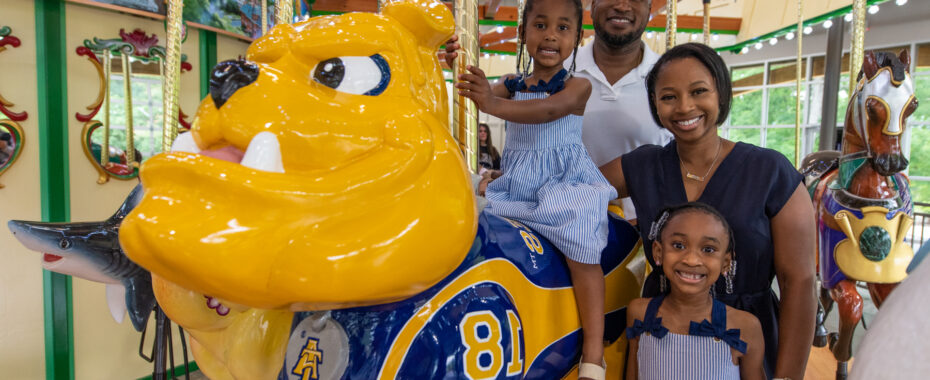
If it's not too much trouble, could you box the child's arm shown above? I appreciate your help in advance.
[731,309,765,380]
[456,66,592,124]
[624,298,648,380]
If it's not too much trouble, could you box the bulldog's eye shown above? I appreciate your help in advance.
[313,54,390,96]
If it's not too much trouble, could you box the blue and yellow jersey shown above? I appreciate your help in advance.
[281,211,642,379]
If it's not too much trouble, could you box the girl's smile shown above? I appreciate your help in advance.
[523,0,581,73]
[654,211,731,294]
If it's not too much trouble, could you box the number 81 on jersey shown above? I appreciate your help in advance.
[459,309,524,379]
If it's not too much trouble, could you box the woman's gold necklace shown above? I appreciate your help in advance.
[680,138,722,182]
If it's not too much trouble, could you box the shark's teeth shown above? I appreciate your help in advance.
[170,132,201,153]
[240,131,285,173]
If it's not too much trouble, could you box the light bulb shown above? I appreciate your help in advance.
[691,33,699,41]
[769,37,778,45]
[785,32,795,40]
[896,0,908,5]
[754,42,763,50]
[500,55,506,61]
[868,5,879,14]
[646,31,655,38]
[712,33,719,41]
[496,26,504,34]
[803,26,813,34]
[845,13,853,22]
[740,47,750,54]
[823,20,833,29]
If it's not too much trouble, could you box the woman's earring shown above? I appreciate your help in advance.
[725,260,737,294]
[659,272,668,293]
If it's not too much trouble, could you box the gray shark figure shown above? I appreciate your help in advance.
[8,185,155,331]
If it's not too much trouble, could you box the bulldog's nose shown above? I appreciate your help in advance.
[209,59,260,108]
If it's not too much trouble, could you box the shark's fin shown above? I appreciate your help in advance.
[106,283,127,324]
[124,273,157,332]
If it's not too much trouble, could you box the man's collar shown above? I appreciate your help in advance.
[574,41,657,79]
[636,43,659,78]
[573,43,597,74]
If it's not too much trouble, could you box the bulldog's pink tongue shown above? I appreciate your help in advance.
[199,145,244,163]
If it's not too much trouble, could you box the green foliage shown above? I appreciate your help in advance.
[766,128,797,167]
[728,128,760,146]
[730,90,762,126]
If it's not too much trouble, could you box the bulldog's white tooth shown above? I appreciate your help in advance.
[240,131,285,173]
[170,132,201,153]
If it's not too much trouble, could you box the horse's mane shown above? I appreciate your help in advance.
[857,51,908,82]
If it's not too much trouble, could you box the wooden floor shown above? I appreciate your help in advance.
[805,345,854,380]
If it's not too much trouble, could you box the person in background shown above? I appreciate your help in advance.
[478,122,502,171]
[0,132,14,165]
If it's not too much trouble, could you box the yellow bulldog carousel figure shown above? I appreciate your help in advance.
[119,1,643,379]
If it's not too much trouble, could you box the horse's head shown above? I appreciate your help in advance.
[845,50,919,176]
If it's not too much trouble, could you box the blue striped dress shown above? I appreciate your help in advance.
[484,71,617,264]
[626,295,746,380]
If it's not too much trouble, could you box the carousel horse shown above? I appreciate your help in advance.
[802,50,918,380]
[118,1,643,379]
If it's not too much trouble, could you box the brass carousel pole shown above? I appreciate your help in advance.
[122,52,135,164]
[666,0,677,50]
[162,0,184,153]
[794,0,803,167]
[849,0,867,96]
[261,0,268,35]
[276,0,293,26]
[702,0,710,45]
[516,0,528,75]
[101,50,111,165]
[453,0,479,173]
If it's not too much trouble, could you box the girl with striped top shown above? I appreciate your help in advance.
[454,0,616,378]
[626,202,764,379]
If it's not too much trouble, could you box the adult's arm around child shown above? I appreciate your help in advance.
[771,184,817,379]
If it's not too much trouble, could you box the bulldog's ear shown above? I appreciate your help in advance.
[382,0,455,49]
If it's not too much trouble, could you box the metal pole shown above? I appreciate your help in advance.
[820,16,844,151]
[794,0,803,166]
[666,0,677,50]
[702,0,710,45]
[849,0,867,96]
[453,0,479,173]
[276,0,293,26]
[102,51,110,164]
[122,53,135,165]
[162,0,183,152]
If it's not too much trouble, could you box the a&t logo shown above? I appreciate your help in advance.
[291,337,324,380]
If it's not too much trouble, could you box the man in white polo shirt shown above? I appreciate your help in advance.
[570,0,671,221]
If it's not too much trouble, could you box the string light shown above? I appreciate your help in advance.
[712,33,719,41]
[646,31,655,38]
[803,26,813,34]
[845,13,853,22]
[740,46,750,54]
[896,0,908,5]
[868,5,880,14]
[785,32,795,40]
[769,37,778,45]
[496,26,503,34]
[823,20,833,29]
[754,42,763,50]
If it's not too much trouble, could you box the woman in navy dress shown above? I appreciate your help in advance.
[599,43,816,380]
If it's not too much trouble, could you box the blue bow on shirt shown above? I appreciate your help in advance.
[503,69,568,94]
[689,320,748,354]
[626,316,669,339]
